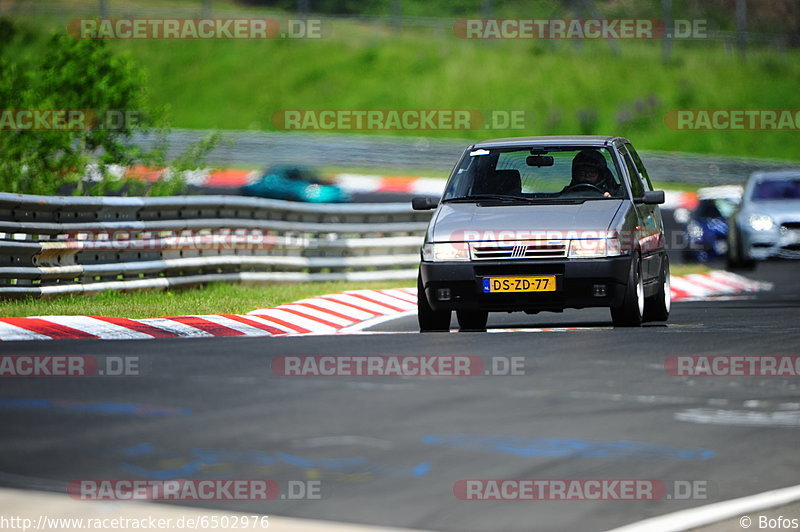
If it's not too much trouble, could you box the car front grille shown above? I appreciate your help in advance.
[470,241,567,260]
[781,222,800,231]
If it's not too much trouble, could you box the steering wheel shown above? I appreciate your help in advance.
[564,183,605,194]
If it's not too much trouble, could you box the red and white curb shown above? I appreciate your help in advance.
[246,288,418,334]
[0,273,771,341]
[333,173,446,196]
[0,289,417,341]
[669,270,772,301]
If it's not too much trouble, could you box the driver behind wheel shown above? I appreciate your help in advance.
[562,149,620,197]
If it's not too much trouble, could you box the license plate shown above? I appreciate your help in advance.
[482,276,557,293]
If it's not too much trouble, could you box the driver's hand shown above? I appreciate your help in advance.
[603,191,611,197]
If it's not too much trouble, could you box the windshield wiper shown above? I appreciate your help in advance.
[442,194,529,203]
[444,195,591,205]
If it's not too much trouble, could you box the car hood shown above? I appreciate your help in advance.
[742,200,800,221]
[430,200,623,242]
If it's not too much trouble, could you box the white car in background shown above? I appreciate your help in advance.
[727,170,800,269]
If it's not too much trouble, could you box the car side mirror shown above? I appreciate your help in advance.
[412,196,438,210]
[636,190,665,205]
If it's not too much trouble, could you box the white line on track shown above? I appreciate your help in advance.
[605,484,800,532]
[338,310,416,332]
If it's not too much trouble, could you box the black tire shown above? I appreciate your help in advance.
[643,256,671,323]
[456,310,488,331]
[611,254,644,327]
[417,273,451,332]
[726,227,756,271]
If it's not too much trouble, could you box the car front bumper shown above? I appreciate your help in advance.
[741,228,800,260]
[419,256,634,313]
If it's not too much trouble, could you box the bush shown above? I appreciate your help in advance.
[0,18,217,196]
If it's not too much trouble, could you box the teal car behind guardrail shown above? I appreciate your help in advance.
[241,165,350,203]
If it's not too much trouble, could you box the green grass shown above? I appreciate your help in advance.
[9,5,800,162]
[121,27,800,160]
[0,280,414,318]
[0,267,714,318]
[670,264,711,276]
[651,180,703,192]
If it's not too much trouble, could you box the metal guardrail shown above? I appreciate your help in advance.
[0,193,432,298]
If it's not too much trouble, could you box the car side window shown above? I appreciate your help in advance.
[620,148,645,198]
[625,143,654,192]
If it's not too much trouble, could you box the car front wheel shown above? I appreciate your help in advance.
[417,273,451,332]
[611,254,644,327]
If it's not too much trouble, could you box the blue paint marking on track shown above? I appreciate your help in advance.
[420,435,714,460]
[410,462,433,477]
[119,444,431,479]
[275,452,366,470]
[0,398,191,417]
[123,442,155,456]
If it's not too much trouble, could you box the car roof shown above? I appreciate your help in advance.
[749,169,800,181]
[472,135,630,149]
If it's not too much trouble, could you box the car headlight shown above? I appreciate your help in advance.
[687,221,704,239]
[748,214,775,231]
[421,243,470,262]
[568,238,624,258]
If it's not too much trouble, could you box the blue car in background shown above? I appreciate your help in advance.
[241,165,350,203]
[683,186,742,263]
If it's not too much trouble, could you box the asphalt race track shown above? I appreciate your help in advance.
[0,262,798,532]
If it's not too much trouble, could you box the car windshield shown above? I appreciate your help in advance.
[751,178,800,200]
[696,198,738,218]
[442,146,624,202]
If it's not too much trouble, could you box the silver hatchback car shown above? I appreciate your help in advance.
[412,136,669,331]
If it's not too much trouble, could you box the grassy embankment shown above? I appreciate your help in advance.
[14,2,800,161]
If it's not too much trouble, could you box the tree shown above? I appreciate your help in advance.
[0,18,217,196]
